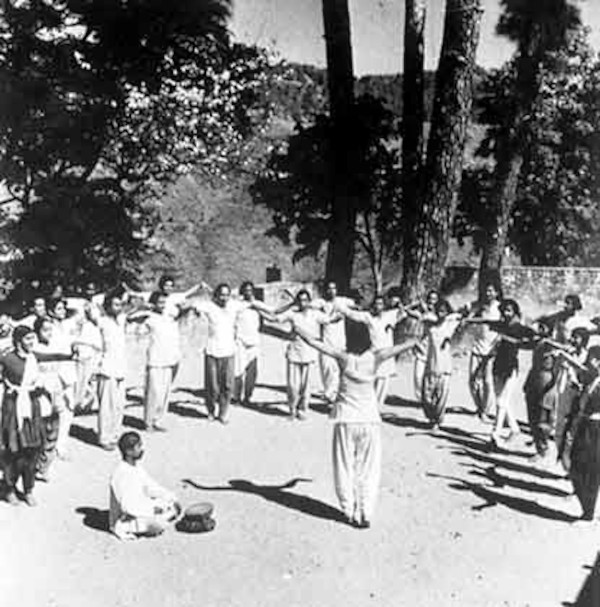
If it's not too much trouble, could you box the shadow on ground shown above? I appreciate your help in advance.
[75,507,110,533]
[564,552,600,606]
[182,477,346,524]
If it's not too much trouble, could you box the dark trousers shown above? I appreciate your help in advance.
[205,355,235,420]
[3,448,40,494]
[234,358,258,404]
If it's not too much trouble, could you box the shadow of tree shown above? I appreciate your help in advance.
[182,477,346,524]
[75,507,110,533]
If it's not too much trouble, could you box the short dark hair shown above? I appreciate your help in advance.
[240,281,255,294]
[103,288,123,313]
[565,294,583,312]
[499,298,521,318]
[33,315,53,337]
[215,283,230,296]
[295,289,311,303]
[158,274,175,290]
[572,327,590,347]
[49,297,67,312]
[12,325,34,347]
[118,431,141,458]
[435,299,453,316]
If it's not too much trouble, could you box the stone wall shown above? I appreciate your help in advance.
[445,265,600,321]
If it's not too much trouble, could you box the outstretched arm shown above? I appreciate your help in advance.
[294,327,346,362]
[375,339,418,365]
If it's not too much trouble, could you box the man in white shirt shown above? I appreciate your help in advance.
[311,281,355,404]
[109,431,180,540]
[193,284,247,423]
[96,291,128,450]
[234,281,262,407]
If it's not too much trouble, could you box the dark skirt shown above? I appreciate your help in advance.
[570,418,600,520]
[0,390,44,453]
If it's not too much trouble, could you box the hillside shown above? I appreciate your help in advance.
[138,64,489,291]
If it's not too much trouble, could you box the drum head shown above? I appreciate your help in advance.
[184,502,214,520]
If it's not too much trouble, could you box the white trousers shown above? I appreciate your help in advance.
[320,354,340,402]
[97,376,126,447]
[333,423,382,521]
[144,365,176,427]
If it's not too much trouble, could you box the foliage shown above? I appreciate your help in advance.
[457,31,600,266]
[250,95,402,291]
[0,0,277,293]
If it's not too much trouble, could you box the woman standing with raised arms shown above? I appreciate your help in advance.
[294,325,416,528]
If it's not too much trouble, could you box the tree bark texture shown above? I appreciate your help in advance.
[322,0,357,292]
[401,0,426,285]
[478,148,524,298]
[400,0,483,300]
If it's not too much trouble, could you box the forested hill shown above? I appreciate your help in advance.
[268,63,489,120]
[138,63,487,291]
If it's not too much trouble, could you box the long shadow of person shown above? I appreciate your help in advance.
[426,471,578,523]
[182,477,346,524]
[69,424,100,448]
[75,507,110,533]
[564,552,600,607]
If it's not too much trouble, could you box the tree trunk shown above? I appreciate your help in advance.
[322,0,356,292]
[477,50,542,296]
[401,0,426,300]
[478,148,524,298]
[400,0,483,300]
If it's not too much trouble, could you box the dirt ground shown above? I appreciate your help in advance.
[0,326,599,607]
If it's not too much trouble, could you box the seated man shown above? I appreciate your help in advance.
[109,431,180,540]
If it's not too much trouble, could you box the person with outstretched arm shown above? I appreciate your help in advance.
[295,325,416,529]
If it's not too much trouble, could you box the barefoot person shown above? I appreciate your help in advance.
[405,290,439,402]
[0,325,73,505]
[567,346,600,522]
[466,299,536,448]
[311,281,356,405]
[467,282,501,421]
[233,281,262,407]
[95,290,128,450]
[294,325,416,528]
[194,283,272,423]
[109,431,181,540]
[129,291,192,432]
[268,290,334,420]
[419,300,466,430]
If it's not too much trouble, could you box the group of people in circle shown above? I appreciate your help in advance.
[1,273,600,536]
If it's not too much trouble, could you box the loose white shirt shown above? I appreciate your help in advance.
[471,301,501,356]
[195,300,246,358]
[278,309,328,364]
[334,351,381,424]
[109,461,176,530]
[312,296,354,348]
[146,312,181,367]
[97,315,127,379]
